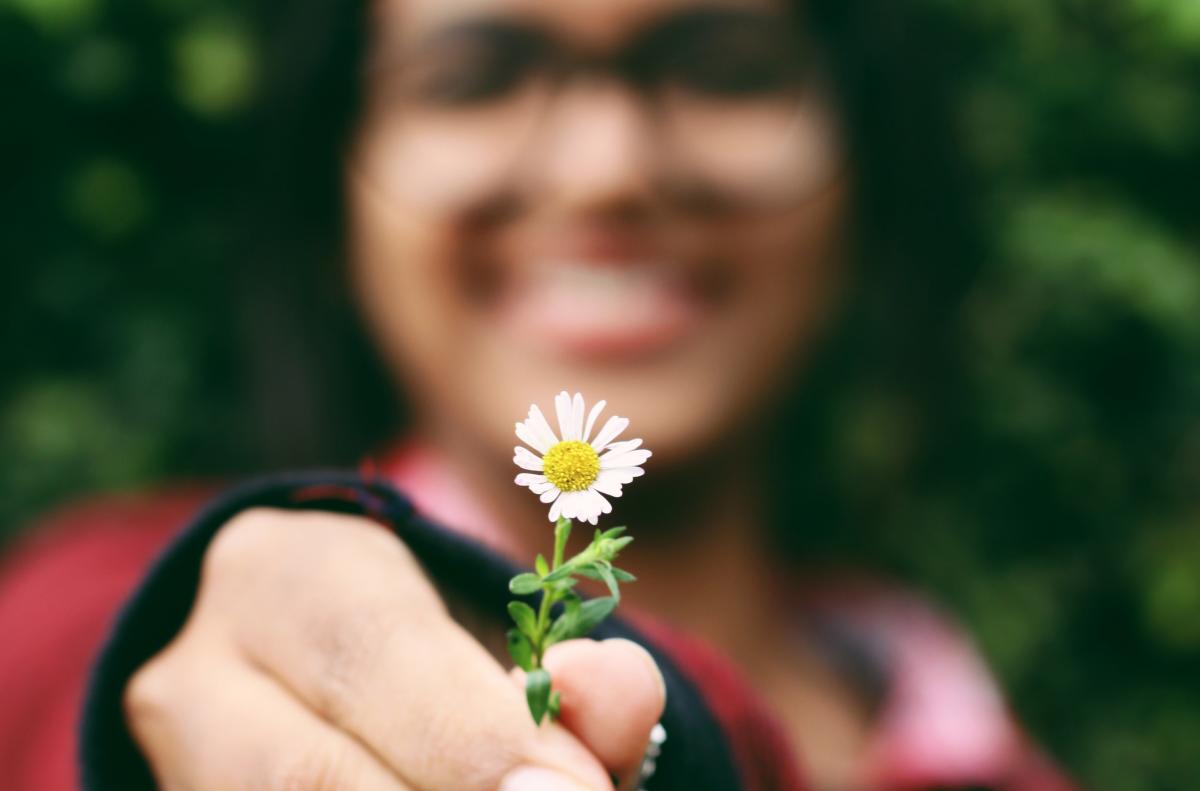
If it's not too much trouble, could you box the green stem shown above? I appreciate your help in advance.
[533,587,555,667]
[553,517,571,569]
[532,518,573,668]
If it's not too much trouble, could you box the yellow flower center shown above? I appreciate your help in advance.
[542,440,600,492]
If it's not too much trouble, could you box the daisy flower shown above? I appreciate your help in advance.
[514,391,651,524]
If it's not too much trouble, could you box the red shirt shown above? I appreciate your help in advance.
[0,486,215,791]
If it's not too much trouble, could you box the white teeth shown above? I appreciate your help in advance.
[536,261,673,295]
[506,258,700,354]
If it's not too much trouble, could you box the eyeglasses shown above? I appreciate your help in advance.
[354,7,843,212]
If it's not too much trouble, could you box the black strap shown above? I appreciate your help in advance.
[78,471,743,789]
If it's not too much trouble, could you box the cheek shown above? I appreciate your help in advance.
[651,185,849,455]
[347,175,466,406]
[347,174,560,458]
[729,187,847,370]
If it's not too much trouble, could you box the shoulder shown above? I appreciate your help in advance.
[0,482,224,676]
[1,484,221,603]
[0,483,224,681]
[797,576,1077,791]
[0,484,220,791]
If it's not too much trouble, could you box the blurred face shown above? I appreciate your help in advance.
[348,0,848,467]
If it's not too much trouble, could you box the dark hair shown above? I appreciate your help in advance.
[236,0,983,557]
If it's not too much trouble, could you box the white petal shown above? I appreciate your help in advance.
[540,485,561,503]
[598,467,638,485]
[590,416,629,452]
[515,422,550,454]
[573,490,603,524]
[570,393,585,441]
[574,490,593,520]
[600,449,652,469]
[513,446,545,471]
[590,488,613,515]
[548,494,564,522]
[592,469,627,497]
[557,490,581,520]
[555,391,575,441]
[599,466,645,482]
[516,474,557,496]
[582,399,606,444]
[602,438,642,456]
[527,404,559,448]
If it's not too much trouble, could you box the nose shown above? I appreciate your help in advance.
[526,78,657,216]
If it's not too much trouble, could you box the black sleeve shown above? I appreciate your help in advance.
[78,471,743,790]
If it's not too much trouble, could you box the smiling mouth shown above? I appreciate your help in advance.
[494,258,708,359]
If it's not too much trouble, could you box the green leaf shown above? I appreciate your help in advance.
[509,573,542,595]
[574,562,602,579]
[535,553,549,577]
[542,565,575,583]
[599,526,628,540]
[575,563,621,599]
[526,668,553,725]
[611,567,636,582]
[551,577,579,593]
[546,594,582,645]
[605,536,634,554]
[547,595,617,644]
[575,596,617,634]
[548,690,562,720]
[507,601,538,639]
[506,629,533,671]
[596,564,621,600]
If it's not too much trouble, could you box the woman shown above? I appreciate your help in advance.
[0,0,1075,789]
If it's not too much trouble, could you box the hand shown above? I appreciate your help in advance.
[124,508,666,790]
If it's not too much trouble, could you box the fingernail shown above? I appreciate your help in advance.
[500,766,596,791]
[604,638,666,703]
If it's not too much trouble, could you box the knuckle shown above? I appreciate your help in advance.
[123,653,179,728]
[421,710,515,783]
[304,606,401,724]
[204,508,289,579]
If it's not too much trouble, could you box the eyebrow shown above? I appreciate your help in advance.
[407,16,548,57]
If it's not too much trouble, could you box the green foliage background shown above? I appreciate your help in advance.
[1,0,1197,787]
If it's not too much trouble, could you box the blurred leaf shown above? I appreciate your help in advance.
[67,157,150,238]
[61,37,133,101]
[1003,192,1200,337]
[172,15,256,117]
[7,0,101,35]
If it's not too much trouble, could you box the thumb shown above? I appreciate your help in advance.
[514,638,666,789]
